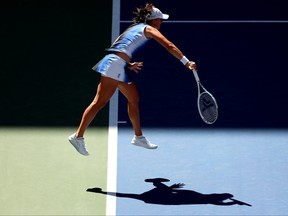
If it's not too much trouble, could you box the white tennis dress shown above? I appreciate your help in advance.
[92,23,150,82]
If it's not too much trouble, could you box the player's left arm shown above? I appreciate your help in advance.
[127,62,143,73]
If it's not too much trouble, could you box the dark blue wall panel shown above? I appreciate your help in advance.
[118,0,288,128]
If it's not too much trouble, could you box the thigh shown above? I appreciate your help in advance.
[94,76,119,103]
[118,82,139,103]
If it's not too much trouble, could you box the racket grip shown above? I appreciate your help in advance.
[192,69,200,82]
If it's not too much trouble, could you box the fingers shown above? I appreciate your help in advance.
[187,61,197,71]
[134,62,143,73]
[130,62,143,73]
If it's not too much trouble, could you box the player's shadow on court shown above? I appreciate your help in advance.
[87,178,251,206]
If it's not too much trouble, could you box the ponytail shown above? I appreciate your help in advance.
[132,3,153,23]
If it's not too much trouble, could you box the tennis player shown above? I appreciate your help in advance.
[69,3,197,156]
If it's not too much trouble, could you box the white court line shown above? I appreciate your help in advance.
[118,121,127,124]
[120,20,288,23]
[106,0,120,215]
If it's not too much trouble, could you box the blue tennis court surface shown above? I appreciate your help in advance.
[110,128,288,215]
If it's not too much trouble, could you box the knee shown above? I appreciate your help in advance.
[128,95,139,106]
[90,99,108,110]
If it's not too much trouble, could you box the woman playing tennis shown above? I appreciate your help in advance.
[69,3,197,156]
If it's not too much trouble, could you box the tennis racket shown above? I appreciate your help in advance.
[192,69,218,124]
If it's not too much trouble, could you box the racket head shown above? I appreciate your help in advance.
[197,91,218,124]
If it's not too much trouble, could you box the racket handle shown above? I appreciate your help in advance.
[192,69,200,82]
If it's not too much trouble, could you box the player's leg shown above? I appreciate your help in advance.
[118,82,142,136]
[118,82,157,149]
[68,76,119,156]
[76,76,119,137]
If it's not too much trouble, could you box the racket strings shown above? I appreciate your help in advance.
[198,92,218,124]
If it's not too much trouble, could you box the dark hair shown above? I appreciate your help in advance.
[132,3,154,24]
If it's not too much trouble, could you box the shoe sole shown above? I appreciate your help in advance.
[68,138,89,156]
[132,142,158,149]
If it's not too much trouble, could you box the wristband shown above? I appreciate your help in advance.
[180,56,189,65]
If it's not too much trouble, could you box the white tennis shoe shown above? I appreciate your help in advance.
[131,135,158,149]
[68,133,89,156]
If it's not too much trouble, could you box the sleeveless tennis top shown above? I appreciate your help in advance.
[107,23,150,58]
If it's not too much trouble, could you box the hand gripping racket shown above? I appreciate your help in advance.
[192,69,218,124]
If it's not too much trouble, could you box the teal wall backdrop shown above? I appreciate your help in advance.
[0,0,112,126]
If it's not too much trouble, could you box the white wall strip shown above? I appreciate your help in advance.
[106,0,120,215]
